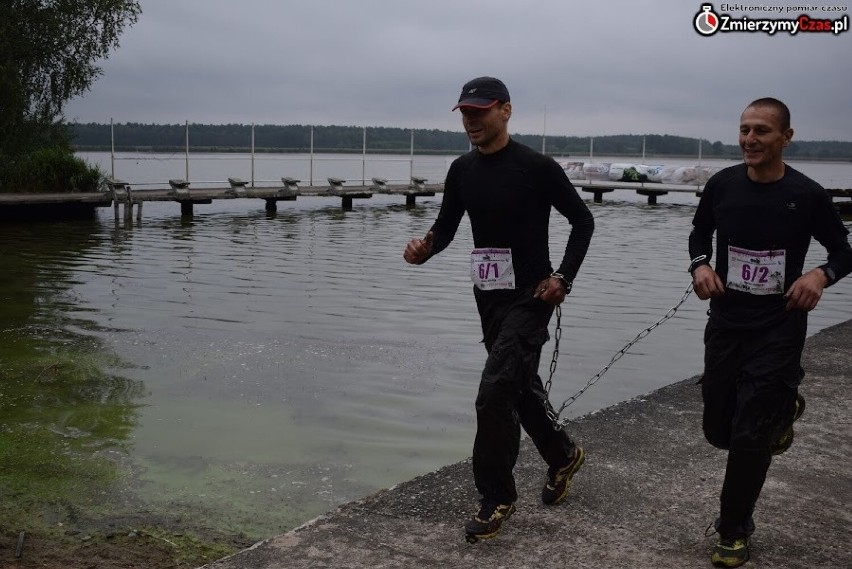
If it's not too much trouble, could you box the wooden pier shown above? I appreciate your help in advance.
[0,176,441,221]
[575,180,852,212]
[0,177,850,219]
[574,179,704,205]
[112,175,445,219]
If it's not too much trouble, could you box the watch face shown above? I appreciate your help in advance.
[825,267,836,282]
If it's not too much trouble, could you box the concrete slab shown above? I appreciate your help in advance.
[201,319,852,569]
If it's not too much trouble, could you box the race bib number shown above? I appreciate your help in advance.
[727,246,786,295]
[471,248,515,290]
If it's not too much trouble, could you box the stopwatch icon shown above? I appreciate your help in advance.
[695,4,721,36]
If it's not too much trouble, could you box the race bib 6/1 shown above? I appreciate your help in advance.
[471,248,515,290]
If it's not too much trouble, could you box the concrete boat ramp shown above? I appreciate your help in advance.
[201,320,851,569]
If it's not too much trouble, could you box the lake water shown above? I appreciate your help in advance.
[3,151,850,539]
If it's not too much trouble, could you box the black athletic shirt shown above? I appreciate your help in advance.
[689,163,852,329]
[428,139,594,289]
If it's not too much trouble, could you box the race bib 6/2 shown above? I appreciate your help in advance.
[727,246,785,295]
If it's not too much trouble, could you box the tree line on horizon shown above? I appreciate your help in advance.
[69,123,852,160]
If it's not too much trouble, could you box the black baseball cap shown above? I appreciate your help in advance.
[452,76,510,111]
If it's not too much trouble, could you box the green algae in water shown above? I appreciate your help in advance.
[0,342,144,528]
[0,335,246,564]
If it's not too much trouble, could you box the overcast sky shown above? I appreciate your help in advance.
[64,0,852,144]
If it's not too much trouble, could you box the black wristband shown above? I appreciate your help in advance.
[688,255,709,275]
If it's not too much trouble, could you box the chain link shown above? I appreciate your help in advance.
[544,281,695,429]
[543,304,561,412]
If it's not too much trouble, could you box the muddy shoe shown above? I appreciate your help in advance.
[711,536,749,567]
[542,446,586,505]
[464,500,515,543]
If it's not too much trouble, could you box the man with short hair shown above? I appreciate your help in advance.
[403,76,595,541]
[689,97,852,567]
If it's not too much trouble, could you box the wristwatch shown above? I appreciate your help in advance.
[821,266,836,286]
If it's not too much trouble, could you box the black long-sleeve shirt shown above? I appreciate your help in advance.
[428,139,594,288]
[689,162,852,329]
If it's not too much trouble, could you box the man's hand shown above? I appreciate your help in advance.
[692,264,725,300]
[533,276,568,305]
[403,231,434,264]
[784,268,829,311]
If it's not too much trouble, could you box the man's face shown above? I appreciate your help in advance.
[459,102,511,154]
[739,105,793,172]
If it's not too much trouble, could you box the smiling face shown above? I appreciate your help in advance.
[739,104,793,182]
[459,102,512,155]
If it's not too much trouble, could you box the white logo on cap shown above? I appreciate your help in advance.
[468,88,477,93]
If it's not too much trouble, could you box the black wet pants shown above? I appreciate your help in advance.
[472,285,577,504]
[701,311,806,538]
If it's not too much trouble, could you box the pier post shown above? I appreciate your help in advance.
[106,178,130,221]
[637,189,668,206]
[580,187,614,204]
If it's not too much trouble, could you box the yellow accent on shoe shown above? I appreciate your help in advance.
[771,393,806,456]
[711,537,749,567]
[464,502,516,541]
[542,446,586,505]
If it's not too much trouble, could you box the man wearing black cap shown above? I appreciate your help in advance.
[403,76,595,541]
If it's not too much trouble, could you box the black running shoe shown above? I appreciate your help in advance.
[464,500,515,542]
[541,446,586,505]
[771,393,805,456]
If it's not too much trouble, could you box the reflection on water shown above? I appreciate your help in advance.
[2,177,851,539]
[0,222,144,515]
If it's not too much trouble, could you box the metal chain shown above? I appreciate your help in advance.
[544,281,695,429]
[543,304,562,410]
